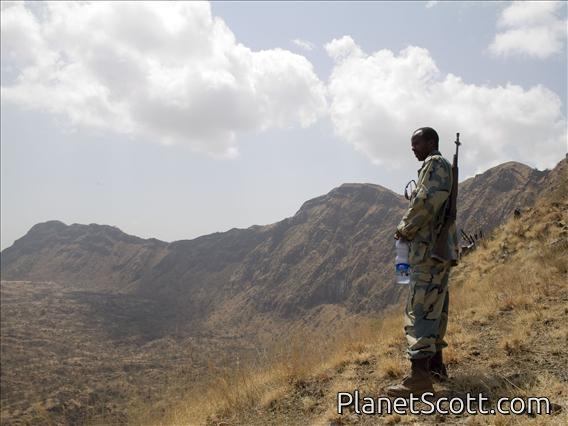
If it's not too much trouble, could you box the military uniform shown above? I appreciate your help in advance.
[397,150,458,360]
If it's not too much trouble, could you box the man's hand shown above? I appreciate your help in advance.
[394,230,402,240]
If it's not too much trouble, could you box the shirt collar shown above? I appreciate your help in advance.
[426,150,441,159]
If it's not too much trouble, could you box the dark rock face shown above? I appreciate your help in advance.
[224,183,407,318]
[456,161,551,237]
[2,159,563,327]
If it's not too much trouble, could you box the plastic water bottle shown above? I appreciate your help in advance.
[395,239,410,285]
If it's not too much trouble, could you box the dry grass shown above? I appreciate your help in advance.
[4,167,566,426]
[77,190,559,426]
[129,318,378,425]
[438,197,568,425]
[159,196,568,425]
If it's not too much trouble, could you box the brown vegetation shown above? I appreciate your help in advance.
[1,159,565,425]
[155,171,567,425]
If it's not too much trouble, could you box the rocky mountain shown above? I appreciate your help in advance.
[0,221,168,290]
[186,160,568,426]
[1,159,564,331]
[457,161,550,236]
[0,184,408,332]
[1,158,565,425]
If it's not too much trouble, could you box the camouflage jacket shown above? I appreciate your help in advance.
[397,150,458,266]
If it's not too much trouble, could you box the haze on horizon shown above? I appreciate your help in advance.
[1,1,567,250]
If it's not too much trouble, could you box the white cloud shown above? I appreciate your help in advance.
[489,1,567,59]
[325,36,364,62]
[326,36,566,174]
[425,1,438,9]
[0,2,327,157]
[291,38,315,51]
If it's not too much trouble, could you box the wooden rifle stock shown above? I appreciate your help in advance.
[431,133,460,263]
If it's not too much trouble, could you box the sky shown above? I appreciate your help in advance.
[1,1,567,250]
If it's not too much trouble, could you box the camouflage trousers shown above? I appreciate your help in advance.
[404,259,451,360]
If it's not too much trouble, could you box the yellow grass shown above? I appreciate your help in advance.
[154,196,567,425]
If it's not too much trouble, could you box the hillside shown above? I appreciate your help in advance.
[0,158,564,425]
[1,160,555,326]
[0,221,169,291]
[159,160,567,425]
[457,161,549,235]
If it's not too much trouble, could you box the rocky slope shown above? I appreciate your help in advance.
[1,158,564,425]
[0,221,168,291]
[1,160,563,328]
[457,161,550,236]
[199,188,568,426]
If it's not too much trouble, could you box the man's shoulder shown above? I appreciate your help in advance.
[425,150,449,161]
[421,152,451,182]
[425,152,451,168]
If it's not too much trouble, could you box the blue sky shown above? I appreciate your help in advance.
[1,1,567,250]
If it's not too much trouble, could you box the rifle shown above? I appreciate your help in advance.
[431,133,460,264]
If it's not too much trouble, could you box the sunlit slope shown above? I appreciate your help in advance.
[1,159,564,425]
[162,159,567,426]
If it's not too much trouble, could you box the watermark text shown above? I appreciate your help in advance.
[337,391,551,416]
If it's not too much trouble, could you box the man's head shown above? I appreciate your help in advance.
[411,127,439,161]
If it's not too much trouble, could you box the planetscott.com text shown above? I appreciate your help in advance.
[337,391,551,416]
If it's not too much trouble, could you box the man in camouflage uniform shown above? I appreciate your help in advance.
[386,127,458,398]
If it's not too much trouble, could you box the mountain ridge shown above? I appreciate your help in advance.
[1,159,563,325]
[1,157,566,426]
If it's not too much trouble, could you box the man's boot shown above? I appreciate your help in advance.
[386,358,434,398]
[429,351,448,382]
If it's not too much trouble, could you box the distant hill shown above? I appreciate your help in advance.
[1,159,563,332]
[0,221,168,290]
